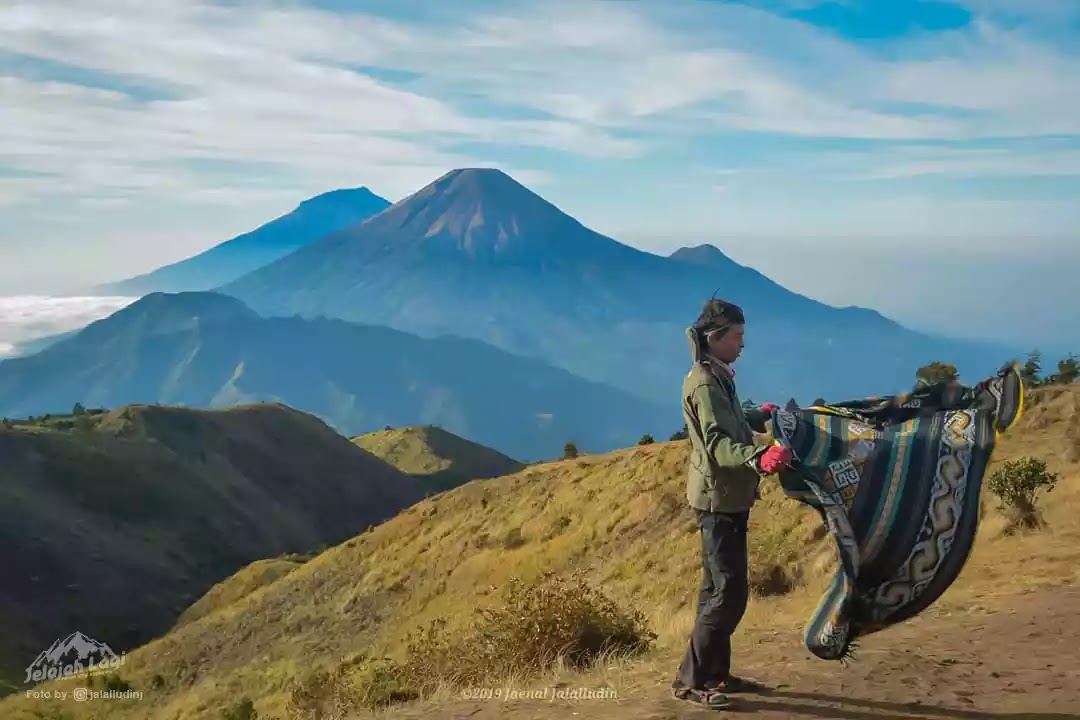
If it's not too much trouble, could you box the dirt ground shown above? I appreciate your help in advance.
[383,583,1080,720]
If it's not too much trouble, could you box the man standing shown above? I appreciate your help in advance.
[671,298,792,709]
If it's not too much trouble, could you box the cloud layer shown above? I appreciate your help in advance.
[0,295,136,357]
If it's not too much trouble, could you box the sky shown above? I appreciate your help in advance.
[1,0,1078,353]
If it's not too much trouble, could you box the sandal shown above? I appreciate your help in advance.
[716,674,769,694]
[671,682,731,709]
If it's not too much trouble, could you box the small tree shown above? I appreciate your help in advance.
[1054,355,1078,385]
[916,361,958,386]
[72,402,86,415]
[562,441,579,459]
[637,434,654,445]
[988,456,1058,533]
[1021,349,1042,387]
[669,425,689,441]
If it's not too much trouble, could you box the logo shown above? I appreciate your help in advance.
[24,632,126,684]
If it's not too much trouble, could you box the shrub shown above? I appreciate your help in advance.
[101,673,130,692]
[988,457,1058,532]
[321,572,655,710]
[562,442,579,459]
[502,527,526,549]
[287,665,379,719]
[669,425,689,441]
[916,361,958,386]
[637,434,654,445]
[417,572,651,686]
[221,696,258,720]
[1054,355,1078,385]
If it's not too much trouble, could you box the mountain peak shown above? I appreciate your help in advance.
[418,167,550,213]
[123,291,259,320]
[669,244,738,268]
[59,292,259,351]
[352,166,619,261]
[297,186,384,210]
[96,187,391,295]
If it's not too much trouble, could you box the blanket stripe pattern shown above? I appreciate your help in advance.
[766,364,1024,661]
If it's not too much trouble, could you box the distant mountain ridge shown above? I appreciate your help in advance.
[96,187,391,295]
[0,401,423,694]
[353,425,526,493]
[219,168,1018,405]
[0,291,672,460]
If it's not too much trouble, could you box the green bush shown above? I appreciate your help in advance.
[221,696,258,720]
[669,425,689,441]
[1054,355,1078,385]
[988,456,1058,532]
[637,434,654,445]
[916,361,958,386]
[101,673,130,692]
[562,441,579,459]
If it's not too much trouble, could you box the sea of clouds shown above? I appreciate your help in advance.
[0,296,137,357]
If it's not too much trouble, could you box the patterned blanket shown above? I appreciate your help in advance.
[766,364,1024,661]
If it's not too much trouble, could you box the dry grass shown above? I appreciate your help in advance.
[4,384,1078,720]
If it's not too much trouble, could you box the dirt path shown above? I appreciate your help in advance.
[383,584,1080,719]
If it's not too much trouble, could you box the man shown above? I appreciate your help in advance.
[671,298,792,710]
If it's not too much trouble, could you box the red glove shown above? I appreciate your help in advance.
[760,403,778,418]
[758,445,793,474]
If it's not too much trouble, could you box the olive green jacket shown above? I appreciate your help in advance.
[682,331,769,513]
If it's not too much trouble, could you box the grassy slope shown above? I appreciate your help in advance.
[4,385,1079,720]
[174,558,309,630]
[352,425,526,492]
[0,403,425,698]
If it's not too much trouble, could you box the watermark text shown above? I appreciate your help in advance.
[460,685,618,702]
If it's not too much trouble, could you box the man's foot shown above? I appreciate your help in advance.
[671,682,731,710]
[716,674,770,694]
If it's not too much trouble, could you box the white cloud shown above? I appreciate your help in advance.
[857,146,1080,180]
[3,0,1078,205]
[0,0,1078,297]
[958,0,1080,23]
[0,295,137,357]
[880,23,1080,137]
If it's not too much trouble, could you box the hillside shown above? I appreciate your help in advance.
[7,383,1077,720]
[0,291,672,461]
[219,168,1017,406]
[0,402,425,697]
[353,425,526,492]
[96,187,391,295]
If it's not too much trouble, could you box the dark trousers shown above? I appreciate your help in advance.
[676,509,750,689]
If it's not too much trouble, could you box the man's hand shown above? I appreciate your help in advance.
[758,445,793,474]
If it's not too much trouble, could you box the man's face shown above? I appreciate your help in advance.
[708,324,745,364]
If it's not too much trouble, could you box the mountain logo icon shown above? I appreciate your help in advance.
[24,631,126,684]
